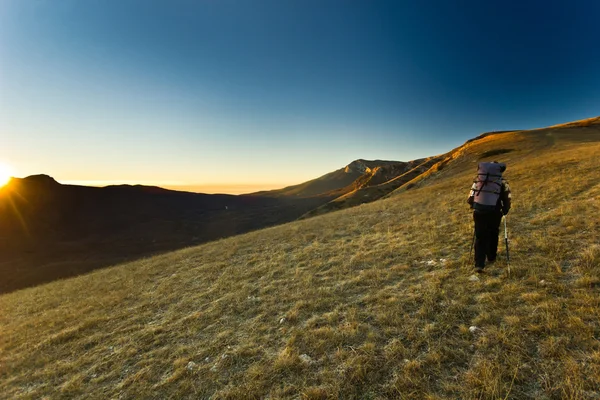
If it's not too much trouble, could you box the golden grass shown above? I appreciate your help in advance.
[1,125,600,399]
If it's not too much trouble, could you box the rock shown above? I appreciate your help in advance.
[426,260,437,266]
[204,357,210,363]
[469,275,480,282]
[299,354,313,364]
[279,317,286,324]
[186,361,197,371]
[469,326,479,333]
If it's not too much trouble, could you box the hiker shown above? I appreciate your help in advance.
[467,161,511,272]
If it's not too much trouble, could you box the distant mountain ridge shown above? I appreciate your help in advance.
[249,159,396,199]
[343,159,401,174]
[252,157,438,216]
[251,158,426,199]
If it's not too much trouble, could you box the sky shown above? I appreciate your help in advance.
[1,0,599,194]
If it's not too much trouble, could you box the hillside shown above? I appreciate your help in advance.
[301,156,442,218]
[254,157,436,218]
[251,159,421,199]
[1,117,600,399]
[0,178,325,293]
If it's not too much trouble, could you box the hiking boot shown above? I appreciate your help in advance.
[475,266,484,274]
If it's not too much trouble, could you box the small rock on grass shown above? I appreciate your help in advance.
[469,274,480,282]
[186,361,197,371]
[299,354,313,364]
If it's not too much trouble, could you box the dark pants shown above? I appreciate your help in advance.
[473,210,502,268]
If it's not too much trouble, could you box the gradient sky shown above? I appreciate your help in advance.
[1,1,599,193]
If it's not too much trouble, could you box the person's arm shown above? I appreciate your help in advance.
[467,182,476,208]
[501,180,512,214]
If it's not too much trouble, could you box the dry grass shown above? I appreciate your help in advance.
[1,124,600,399]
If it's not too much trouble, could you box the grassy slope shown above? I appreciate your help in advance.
[2,123,600,399]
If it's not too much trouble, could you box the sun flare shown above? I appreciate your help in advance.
[0,163,14,187]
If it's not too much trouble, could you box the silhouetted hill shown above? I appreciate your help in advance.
[0,179,326,293]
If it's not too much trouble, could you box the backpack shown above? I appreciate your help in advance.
[472,162,505,207]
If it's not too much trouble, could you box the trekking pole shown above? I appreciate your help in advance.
[469,228,475,264]
[504,214,510,275]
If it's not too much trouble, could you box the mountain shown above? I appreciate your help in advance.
[301,156,442,218]
[2,116,599,399]
[252,158,434,209]
[251,159,409,199]
[0,177,326,293]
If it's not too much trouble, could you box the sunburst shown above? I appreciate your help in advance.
[0,162,14,187]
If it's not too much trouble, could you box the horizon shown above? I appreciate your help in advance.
[0,172,289,194]
[60,180,291,195]
[3,113,599,195]
[2,1,600,194]
[4,113,599,195]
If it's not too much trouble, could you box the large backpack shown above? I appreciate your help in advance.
[472,162,505,207]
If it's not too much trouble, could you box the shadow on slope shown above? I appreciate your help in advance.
[0,178,326,294]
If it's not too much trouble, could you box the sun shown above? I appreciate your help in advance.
[0,163,14,187]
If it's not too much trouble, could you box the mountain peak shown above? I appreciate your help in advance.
[21,174,59,185]
[344,159,403,174]
[344,159,372,174]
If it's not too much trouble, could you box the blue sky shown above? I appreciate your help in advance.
[1,0,599,193]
